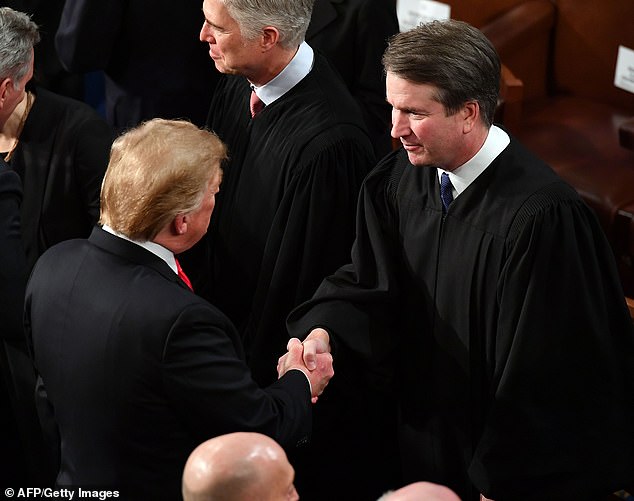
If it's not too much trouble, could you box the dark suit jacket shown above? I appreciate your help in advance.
[24,227,311,501]
[0,161,26,338]
[0,160,28,484]
[0,160,54,484]
[11,87,112,272]
[55,0,220,130]
[306,0,399,157]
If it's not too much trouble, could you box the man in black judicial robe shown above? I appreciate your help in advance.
[192,0,383,499]
[201,56,373,381]
[196,0,374,391]
[290,21,634,501]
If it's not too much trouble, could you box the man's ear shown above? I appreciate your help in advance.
[0,78,13,108]
[261,26,280,51]
[173,214,188,236]
[462,101,479,134]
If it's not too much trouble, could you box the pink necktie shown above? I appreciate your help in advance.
[250,90,265,118]
[175,258,193,291]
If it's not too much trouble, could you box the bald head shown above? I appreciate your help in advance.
[182,432,298,501]
[378,482,461,501]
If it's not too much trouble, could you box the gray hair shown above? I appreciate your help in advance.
[382,20,500,127]
[223,0,313,49]
[0,7,40,90]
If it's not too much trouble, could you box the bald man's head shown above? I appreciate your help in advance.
[182,432,299,501]
[378,482,461,501]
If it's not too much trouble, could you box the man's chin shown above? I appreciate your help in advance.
[213,61,238,76]
[406,151,429,167]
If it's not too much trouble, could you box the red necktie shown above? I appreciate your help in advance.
[175,258,193,291]
[250,90,265,118]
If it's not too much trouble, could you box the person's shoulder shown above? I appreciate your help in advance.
[354,148,414,206]
[499,137,581,204]
[305,54,351,91]
[494,138,591,236]
[367,148,412,185]
[285,57,369,130]
[30,87,112,139]
[29,237,88,277]
[33,87,96,113]
[212,74,248,98]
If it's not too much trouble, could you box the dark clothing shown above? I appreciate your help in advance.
[194,54,374,386]
[25,227,312,501]
[10,87,112,272]
[0,161,29,485]
[307,0,399,158]
[55,0,220,130]
[0,0,84,99]
[0,162,26,338]
[1,87,111,484]
[183,54,379,501]
[289,140,634,500]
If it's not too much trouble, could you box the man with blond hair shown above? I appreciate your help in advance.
[25,119,333,501]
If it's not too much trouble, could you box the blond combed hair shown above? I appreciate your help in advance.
[100,119,227,241]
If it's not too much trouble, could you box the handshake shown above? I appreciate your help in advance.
[277,328,333,403]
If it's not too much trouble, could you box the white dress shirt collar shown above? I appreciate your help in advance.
[251,42,314,106]
[102,224,178,275]
[437,125,510,199]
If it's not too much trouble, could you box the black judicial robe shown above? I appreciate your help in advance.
[195,54,374,385]
[288,140,634,500]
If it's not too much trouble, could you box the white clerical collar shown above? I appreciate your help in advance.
[437,125,510,199]
[251,41,314,106]
[102,224,178,275]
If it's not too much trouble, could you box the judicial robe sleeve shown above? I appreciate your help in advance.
[469,191,634,499]
[287,157,401,390]
[244,130,374,384]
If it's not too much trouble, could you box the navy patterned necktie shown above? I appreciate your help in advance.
[440,172,454,213]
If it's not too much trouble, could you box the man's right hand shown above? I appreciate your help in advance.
[277,337,333,402]
[301,328,331,370]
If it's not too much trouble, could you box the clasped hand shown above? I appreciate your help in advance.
[277,328,332,403]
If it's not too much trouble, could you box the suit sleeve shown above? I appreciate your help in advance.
[161,303,312,449]
[55,0,125,72]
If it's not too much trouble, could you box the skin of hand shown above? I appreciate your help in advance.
[301,328,331,370]
[277,337,334,403]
